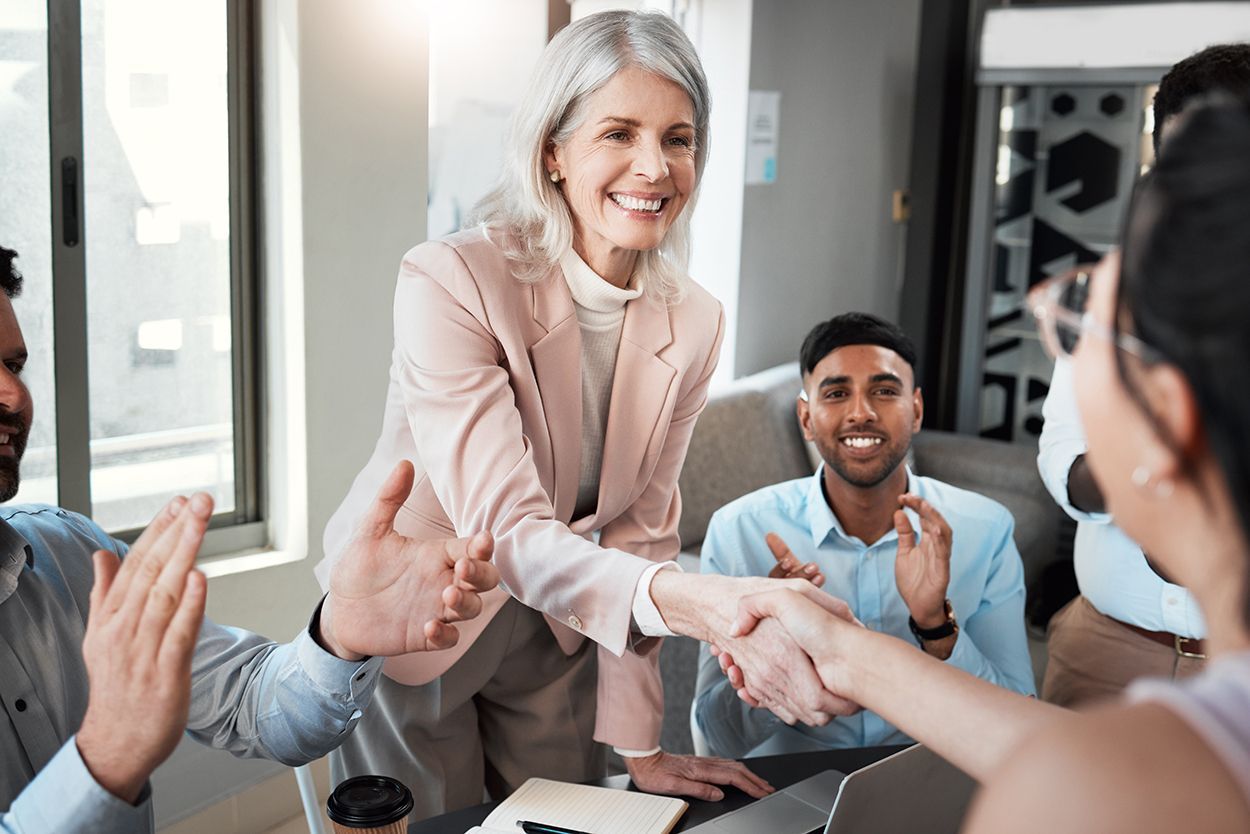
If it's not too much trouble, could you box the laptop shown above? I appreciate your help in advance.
[683,744,977,834]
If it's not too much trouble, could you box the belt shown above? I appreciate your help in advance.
[1116,618,1207,659]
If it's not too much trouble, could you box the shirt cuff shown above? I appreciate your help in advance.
[614,746,663,758]
[8,736,154,833]
[300,597,386,706]
[631,562,682,637]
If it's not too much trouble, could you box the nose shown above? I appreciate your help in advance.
[632,136,669,183]
[0,368,30,418]
[845,390,877,424]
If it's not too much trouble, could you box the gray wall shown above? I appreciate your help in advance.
[735,0,922,376]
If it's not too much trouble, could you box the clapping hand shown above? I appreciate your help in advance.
[893,495,952,636]
[765,531,825,587]
[317,460,499,661]
[77,493,215,803]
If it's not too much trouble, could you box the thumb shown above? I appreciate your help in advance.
[729,589,786,638]
[894,508,914,554]
[358,460,416,541]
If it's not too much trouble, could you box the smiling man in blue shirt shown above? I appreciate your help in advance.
[694,313,1035,756]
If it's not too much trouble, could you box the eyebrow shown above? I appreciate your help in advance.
[817,372,904,388]
[596,116,695,132]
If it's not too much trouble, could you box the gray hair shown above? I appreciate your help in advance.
[468,10,710,304]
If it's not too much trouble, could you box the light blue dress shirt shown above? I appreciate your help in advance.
[694,467,1035,756]
[0,505,384,834]
[1038,358,1205,637]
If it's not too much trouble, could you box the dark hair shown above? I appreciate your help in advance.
[1120,98,1250,627]
[799,312,917,378]
[0,247,23,299]
[1153,43,1250,152]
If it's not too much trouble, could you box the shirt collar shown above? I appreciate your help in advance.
[0,514,34,606]
[804,464,919,548]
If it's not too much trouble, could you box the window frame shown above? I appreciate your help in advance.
[45,0,265,554]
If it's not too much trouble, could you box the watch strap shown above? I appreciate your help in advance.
[909,598,957,644]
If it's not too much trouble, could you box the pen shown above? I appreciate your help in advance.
[517,820,595,834]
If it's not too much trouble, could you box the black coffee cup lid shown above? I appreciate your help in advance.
[326,775,414,826]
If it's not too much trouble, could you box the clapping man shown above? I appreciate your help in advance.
[0,246,500,834]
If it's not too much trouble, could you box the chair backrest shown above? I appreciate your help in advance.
[678,363,812,550]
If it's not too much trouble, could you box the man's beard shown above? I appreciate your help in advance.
[0,417,29,503]
[815,433,910,489]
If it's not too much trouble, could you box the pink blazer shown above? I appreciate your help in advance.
[318,226,724,749]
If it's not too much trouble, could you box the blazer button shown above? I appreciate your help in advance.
[567,614,583,630]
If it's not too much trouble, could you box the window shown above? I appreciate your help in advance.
[0,0,261,551]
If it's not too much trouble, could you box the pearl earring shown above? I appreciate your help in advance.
[549,170,561,183]
[1132,465,1175,499]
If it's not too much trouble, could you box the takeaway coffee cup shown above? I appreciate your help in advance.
[326,775,414,834]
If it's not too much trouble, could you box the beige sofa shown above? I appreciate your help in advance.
[656,363,1066,753]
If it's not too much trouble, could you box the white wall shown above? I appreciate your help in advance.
[152,0,429,825]
[734,0,921,376]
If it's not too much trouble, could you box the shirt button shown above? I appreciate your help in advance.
[1168,598,1178,606]
[14,699,26,712]
[568,615,582,630]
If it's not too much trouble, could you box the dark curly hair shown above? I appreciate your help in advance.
[1153,43,1250,152]
[0,247,24,299]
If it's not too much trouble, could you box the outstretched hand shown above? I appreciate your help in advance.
[78,493,214,803]
[318,460,499,660]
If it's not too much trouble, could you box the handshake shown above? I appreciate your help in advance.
[656,492,957,727]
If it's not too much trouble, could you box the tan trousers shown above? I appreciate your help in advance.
[329,598,604,822]
[1042,595,1205,708]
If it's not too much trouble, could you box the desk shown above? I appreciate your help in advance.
[409,745,908,833]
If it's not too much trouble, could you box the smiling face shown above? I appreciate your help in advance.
[0,295,31,502]
[799,344,922,490]
[545,64,697,284]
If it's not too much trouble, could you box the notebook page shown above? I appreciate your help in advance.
[479,778,688,834]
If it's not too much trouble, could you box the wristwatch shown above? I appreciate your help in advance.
[908,598,958,646]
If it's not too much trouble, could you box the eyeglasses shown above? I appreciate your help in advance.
[1026,266,1162,363]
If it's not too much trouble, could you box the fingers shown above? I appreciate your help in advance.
[131,494,214,647]
[423,618,459,651]
[88,550,122,623]
[893,508,915,554]
[454,551,500,593]
[685,759,774,799]
[158,569,207,674]
[106,496,187,612]
[441,583,483,624]
[899,494,952,544]
[358,460,416,541]
[466,530,494,562]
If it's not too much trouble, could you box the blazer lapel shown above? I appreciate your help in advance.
[529,269,582,522]
[594,293,677,520]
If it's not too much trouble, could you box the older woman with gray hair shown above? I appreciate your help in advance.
[317,9,843,820]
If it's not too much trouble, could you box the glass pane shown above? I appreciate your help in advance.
[977,84,1146,444]
[81,0,235,530]
[0,1,59,506]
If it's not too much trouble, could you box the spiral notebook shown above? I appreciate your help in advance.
[464,777,689,834]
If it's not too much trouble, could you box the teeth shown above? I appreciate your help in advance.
[0,434,9,444]
[611,193,662,213]
[842,436,882,449]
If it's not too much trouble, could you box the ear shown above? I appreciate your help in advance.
[1138,362,1203,479]
[913,387,924,433]
[797,391,814,441]
[543,140,561,177]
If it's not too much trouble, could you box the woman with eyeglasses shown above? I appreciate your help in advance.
[717,99,1250,832]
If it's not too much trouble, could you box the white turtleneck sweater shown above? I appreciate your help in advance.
[558,251,678,757]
